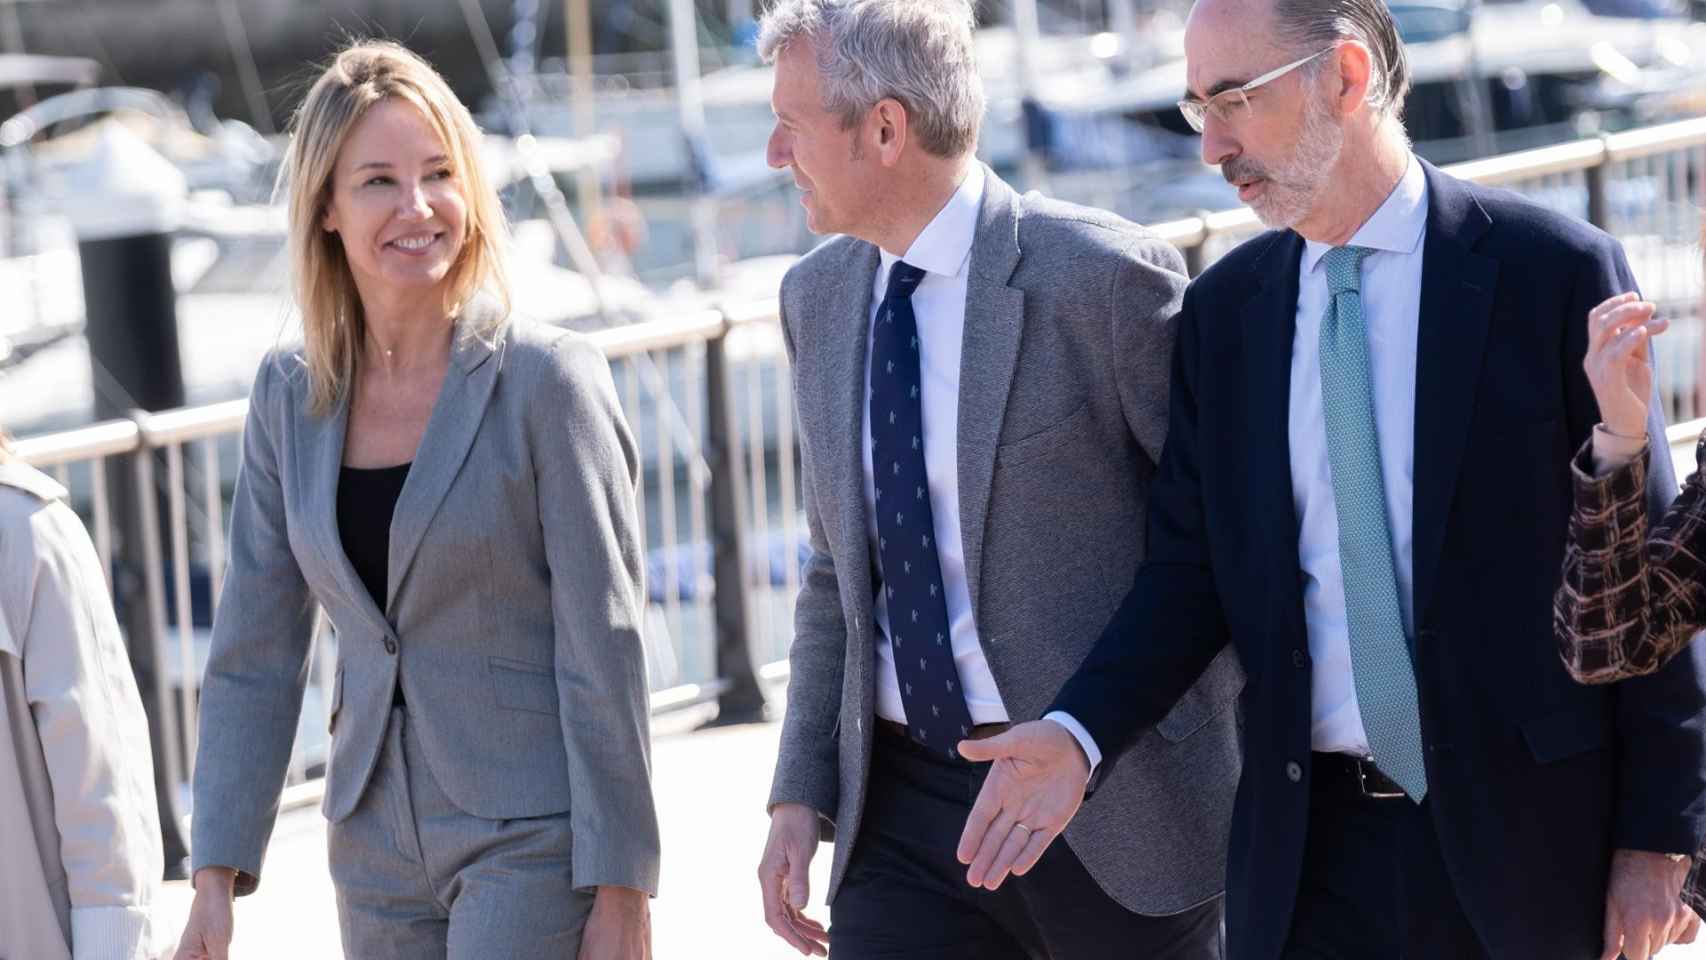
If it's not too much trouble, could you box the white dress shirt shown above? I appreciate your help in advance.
[861,165,1103,768]
[865,163,1011,727]
[1293,156,1429,756]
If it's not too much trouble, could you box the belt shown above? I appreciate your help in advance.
[876,717,1010,751]
[1310,751,1409,800]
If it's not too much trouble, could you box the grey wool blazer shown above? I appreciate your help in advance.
[768,168,1245,915]
[190,298,660,898]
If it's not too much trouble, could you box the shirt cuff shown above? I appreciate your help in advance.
[1042,711,1102,780]
[1591,424,1648,476]
[70,903,155,960]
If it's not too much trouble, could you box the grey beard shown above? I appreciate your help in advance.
[1246,94,1345,229]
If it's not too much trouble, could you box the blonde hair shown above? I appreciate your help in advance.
[282,40,511,415]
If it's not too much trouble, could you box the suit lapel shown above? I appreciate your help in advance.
[298,380,390,635]
[1243,232,1310,635]
[823,243,881,609]
[958,172,1026,618]
[1411,163,1497,628]
[386,299,505,608]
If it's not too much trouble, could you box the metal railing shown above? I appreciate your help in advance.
[12,305,798,809]
[10,114,1706,821]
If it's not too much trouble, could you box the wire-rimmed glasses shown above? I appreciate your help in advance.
[1177,47,1335,133]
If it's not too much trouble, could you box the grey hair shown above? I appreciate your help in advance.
[757,0,984,158]
[1273,0,1410,118]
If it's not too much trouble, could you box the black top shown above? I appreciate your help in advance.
[336,462,411,613]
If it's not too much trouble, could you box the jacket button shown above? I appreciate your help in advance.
[383,637,397,655]
[1285,761,1303,783]
[1292,649,1307,668]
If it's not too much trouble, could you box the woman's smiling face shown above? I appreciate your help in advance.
[321,97,468,304]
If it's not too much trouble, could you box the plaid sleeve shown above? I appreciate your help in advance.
[1555,435,1706,684]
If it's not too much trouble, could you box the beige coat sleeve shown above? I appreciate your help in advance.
[2,476,162,959]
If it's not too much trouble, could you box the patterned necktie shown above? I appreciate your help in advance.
[870,261,974,760]
[1318,245,1429,802]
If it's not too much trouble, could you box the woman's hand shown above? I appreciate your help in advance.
[1585,293,1669,438]
[577,885,651,960]
[172,867,237,960]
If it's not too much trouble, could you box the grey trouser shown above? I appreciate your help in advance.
[327,707,593,959]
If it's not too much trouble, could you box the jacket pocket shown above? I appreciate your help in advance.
[1156,648,1244,743]
[488,656,559,717]
[995,403,1091,468]
[1521,707,1611,764]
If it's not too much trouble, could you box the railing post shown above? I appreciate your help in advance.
[1586,135,1612,231]
[1184,211,1210,277]
[115,411,192,878]
[704,321,768,725]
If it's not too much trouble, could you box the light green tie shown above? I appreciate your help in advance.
[1319,245,1428,802]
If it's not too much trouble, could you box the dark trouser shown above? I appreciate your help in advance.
[830,724,1225,960]
[1282,754,1488,960]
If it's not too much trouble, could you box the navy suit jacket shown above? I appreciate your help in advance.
[1053,162,1706,959]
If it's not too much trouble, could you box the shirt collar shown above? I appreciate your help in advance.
[878,162,985,282]
[1303,154,1428,275]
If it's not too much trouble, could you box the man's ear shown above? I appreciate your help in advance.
[1334,41,1375,115]
[874,98,909,165]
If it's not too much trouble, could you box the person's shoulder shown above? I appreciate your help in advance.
[0,463,64,532]
[1450,173,1614,259]
[502,316,614,411]
[503,314,596,366]
[0,464,86,577]
[1192,228,1295,295]
[1016,191,1158,257]
[247,346,311,416]
[782,233,867,296]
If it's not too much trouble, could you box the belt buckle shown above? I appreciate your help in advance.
[1354,757,1405,800]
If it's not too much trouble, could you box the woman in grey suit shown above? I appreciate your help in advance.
[172,42,658,960]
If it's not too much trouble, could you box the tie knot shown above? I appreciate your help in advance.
[886,261,927,300]
[1323,246,1373,296]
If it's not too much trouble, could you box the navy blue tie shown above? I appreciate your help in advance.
[870,261,974,759]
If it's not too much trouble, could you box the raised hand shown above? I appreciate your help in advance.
[757,802,829,956]
[1584,293,1669,438]
[954,720,1090,891]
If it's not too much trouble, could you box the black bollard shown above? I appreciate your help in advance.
[62,122,192,879]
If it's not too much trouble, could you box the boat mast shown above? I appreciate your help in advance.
[1010,0,1049,190]
[564,0,601,227]
[0,0,31,108]
[667,0,719,286]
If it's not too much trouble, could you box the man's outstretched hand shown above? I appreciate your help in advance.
[955,719,1091,891]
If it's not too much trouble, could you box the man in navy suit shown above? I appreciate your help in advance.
[955,0,1706,957]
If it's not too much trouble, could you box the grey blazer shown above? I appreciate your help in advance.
[768,169,1244,914]
[191,301,660,897]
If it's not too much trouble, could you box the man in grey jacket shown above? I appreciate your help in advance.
[753,2,1243,957]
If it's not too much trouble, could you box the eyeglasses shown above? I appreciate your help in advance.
[1177,47,1335,133]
